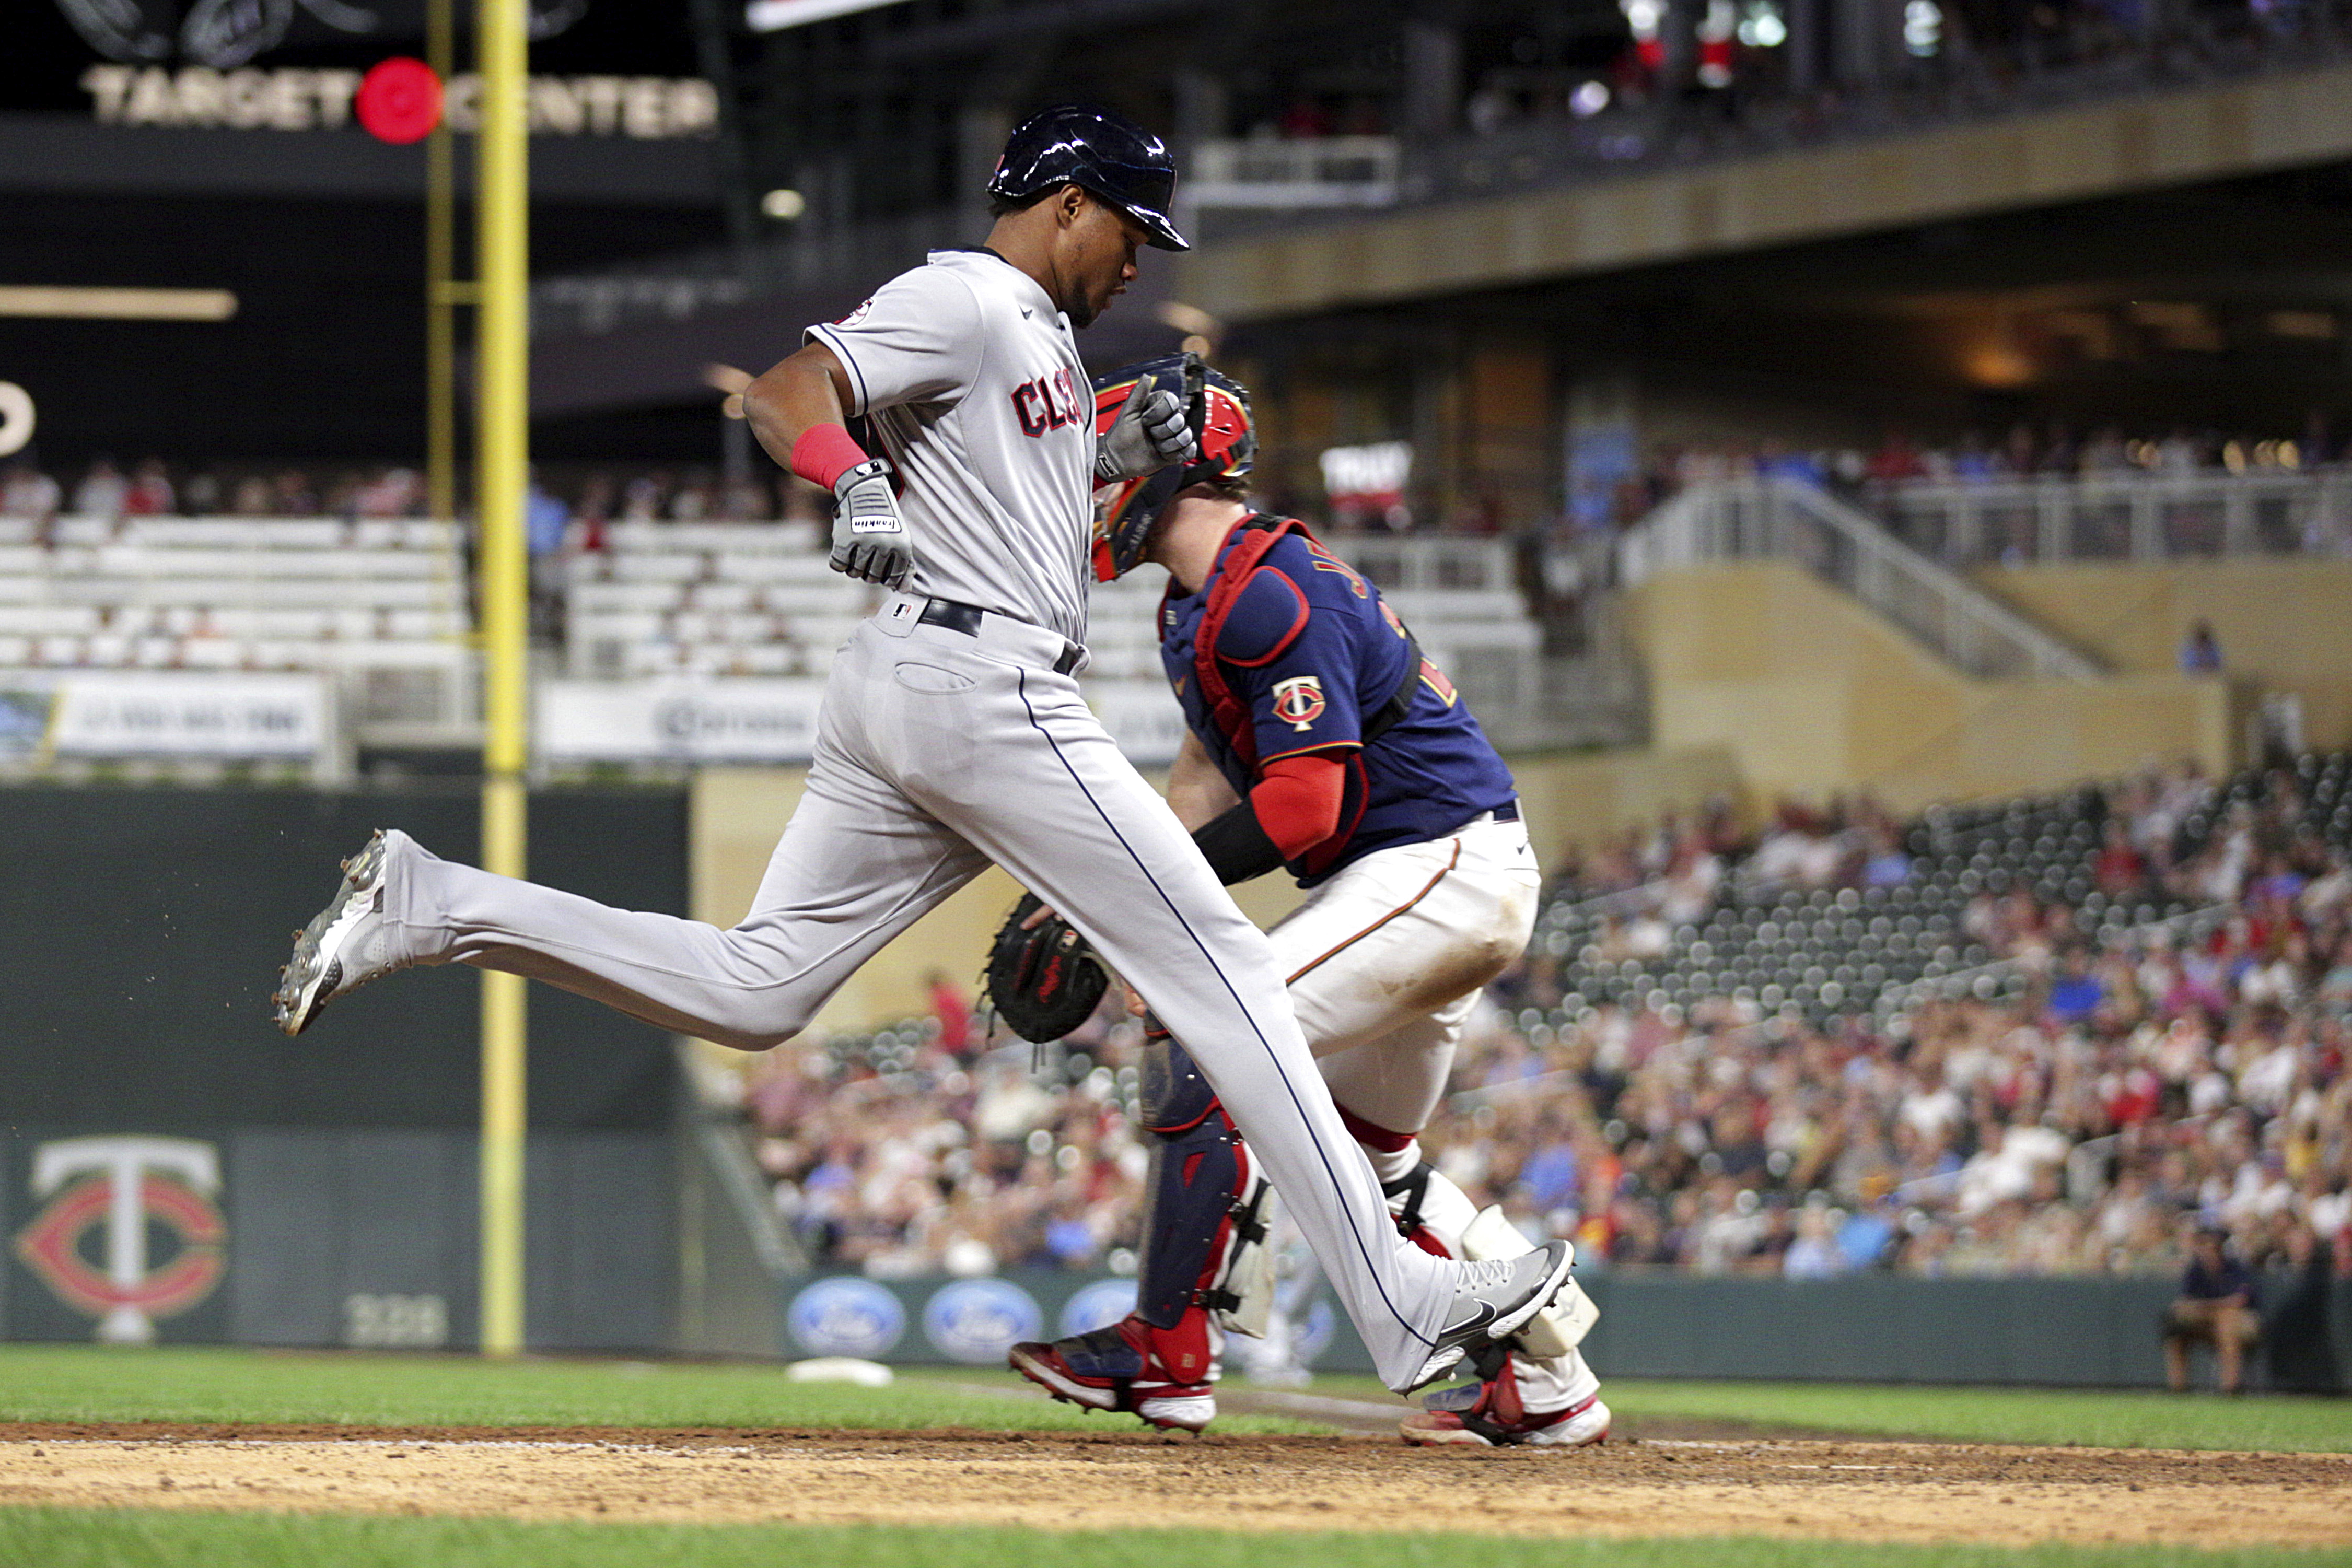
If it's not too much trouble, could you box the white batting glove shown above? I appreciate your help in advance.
[829,457,912,587]
[1095,376,1193,484]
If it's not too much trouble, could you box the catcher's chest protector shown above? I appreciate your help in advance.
[1183,514,1304,775]
[1182,514,1428,779]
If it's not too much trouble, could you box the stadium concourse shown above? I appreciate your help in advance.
[732,755,2351,1293]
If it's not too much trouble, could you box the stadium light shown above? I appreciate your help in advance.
[0,287,238,321]
[746,0,915,31]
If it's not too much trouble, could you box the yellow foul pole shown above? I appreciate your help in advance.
[424,0,457,524]
[475,0,530,1359]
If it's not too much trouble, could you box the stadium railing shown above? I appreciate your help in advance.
[1874,470,2352,565]
[1619,476,2105,681]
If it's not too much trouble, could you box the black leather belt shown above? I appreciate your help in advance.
[1495,799,1520,822]
[917,596,1084,675]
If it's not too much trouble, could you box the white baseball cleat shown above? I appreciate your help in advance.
[273,830,408,1036]
[1403,1240,1576,1392]
[1401,1367,1611,1448]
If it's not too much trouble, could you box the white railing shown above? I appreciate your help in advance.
[1325,532,1515,593]
[1619,478,2104,682]
[1185,137,1400,209]
[1875,471,2352,564]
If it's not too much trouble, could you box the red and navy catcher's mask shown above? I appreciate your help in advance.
[1090,353,1257,581]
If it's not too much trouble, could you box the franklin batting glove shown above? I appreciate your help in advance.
[829,456,912,586]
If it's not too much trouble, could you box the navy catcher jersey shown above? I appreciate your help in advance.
[1159,518,1518,885]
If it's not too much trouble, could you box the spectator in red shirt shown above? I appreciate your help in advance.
[2094,821,2147,898]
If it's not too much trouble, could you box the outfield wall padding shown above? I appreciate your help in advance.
[0,783,687,1132]
[2,1127,672,1352]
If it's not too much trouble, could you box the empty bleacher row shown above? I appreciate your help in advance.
[1,512,1543,746]
[1532,753,2352,1023]
[560,519,1539,692]
[0,515,467,671]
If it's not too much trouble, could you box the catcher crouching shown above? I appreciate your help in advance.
[993,356,1608,1446]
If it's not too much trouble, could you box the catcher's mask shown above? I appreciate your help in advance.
[1091,353,1256,581]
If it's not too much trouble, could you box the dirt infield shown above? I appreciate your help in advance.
[2,1423,2348,1546]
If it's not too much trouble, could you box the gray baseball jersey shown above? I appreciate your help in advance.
[807,249,1094,643]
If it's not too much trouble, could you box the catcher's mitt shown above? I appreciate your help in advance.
[986,893,1110,1043]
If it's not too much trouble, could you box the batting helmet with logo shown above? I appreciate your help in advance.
[988,103,1190,252]
[1090,352,1256,581]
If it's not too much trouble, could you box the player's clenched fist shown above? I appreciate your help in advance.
[829,456,912,586]
[1095,369,1193,483]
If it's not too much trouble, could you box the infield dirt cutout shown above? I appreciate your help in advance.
[2,1423,2348,1546]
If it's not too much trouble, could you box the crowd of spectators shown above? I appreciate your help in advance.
[1451,760,2350,1280]
[1585,420,2348,534]
[726,758,2349,1296]
[736,1009,1154,1280]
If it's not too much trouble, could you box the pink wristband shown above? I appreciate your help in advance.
[790,423,870,490]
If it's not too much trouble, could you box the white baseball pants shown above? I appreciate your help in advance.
[1273,815,1541,1138]
[374,594,1454,1389]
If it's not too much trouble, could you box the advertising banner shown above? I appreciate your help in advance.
[779,1271,1367,1373]
[0,669,325,759]
[539,678,828,764]
[540,677,1190,766]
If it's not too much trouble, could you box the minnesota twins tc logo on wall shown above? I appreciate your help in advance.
[1271,675,1326,732]
[14,1137,226,1343]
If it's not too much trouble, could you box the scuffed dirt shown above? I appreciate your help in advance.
[1,1424,2347,1546]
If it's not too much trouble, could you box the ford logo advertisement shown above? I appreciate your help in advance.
[1057,1278,1137,1338]
[786,1277,906,1359]
[921,1279,1043,1363]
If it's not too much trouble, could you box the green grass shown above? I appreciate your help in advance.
[0,1345,1322,1434]
[1,1346,2342,1452]
[3,1511,2346,1568]
[1300,1375,2352,1453]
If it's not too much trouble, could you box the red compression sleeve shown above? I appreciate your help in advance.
[790,423,870,490]
[1249,753,1347,861]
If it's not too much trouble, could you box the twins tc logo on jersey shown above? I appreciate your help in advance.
[1271,675,1327,732]
[1010,369,1086,436]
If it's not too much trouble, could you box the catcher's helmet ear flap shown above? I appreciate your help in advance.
[989,103,1190,252]
[1090,353,1256,581]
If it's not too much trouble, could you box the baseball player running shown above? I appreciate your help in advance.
[269,104,1572,1397]
[1005,358,1608,1446]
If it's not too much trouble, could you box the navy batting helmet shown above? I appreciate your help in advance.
[989,103,1190,252]
[1091,353,1256,580]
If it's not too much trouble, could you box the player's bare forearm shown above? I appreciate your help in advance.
[1167,732,1240,831]
[744,343,857,470]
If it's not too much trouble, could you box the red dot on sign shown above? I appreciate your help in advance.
[357,57,443,145]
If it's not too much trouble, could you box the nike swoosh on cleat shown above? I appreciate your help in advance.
[1438,1301,1496,1339]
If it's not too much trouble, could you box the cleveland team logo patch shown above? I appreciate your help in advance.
[1271,675,1326,732]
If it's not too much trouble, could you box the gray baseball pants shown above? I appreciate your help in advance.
[376,593,1454,1389]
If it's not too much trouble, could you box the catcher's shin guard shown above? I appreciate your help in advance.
[1137,1034,1274,1337]
[1379,1159,1481,1258]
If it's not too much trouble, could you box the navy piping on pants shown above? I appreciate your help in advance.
[1014,668,1431,1348]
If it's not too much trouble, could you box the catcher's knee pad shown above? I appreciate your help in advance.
[1134,1038,1272,1334]
[1139,1031,1217,1133]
